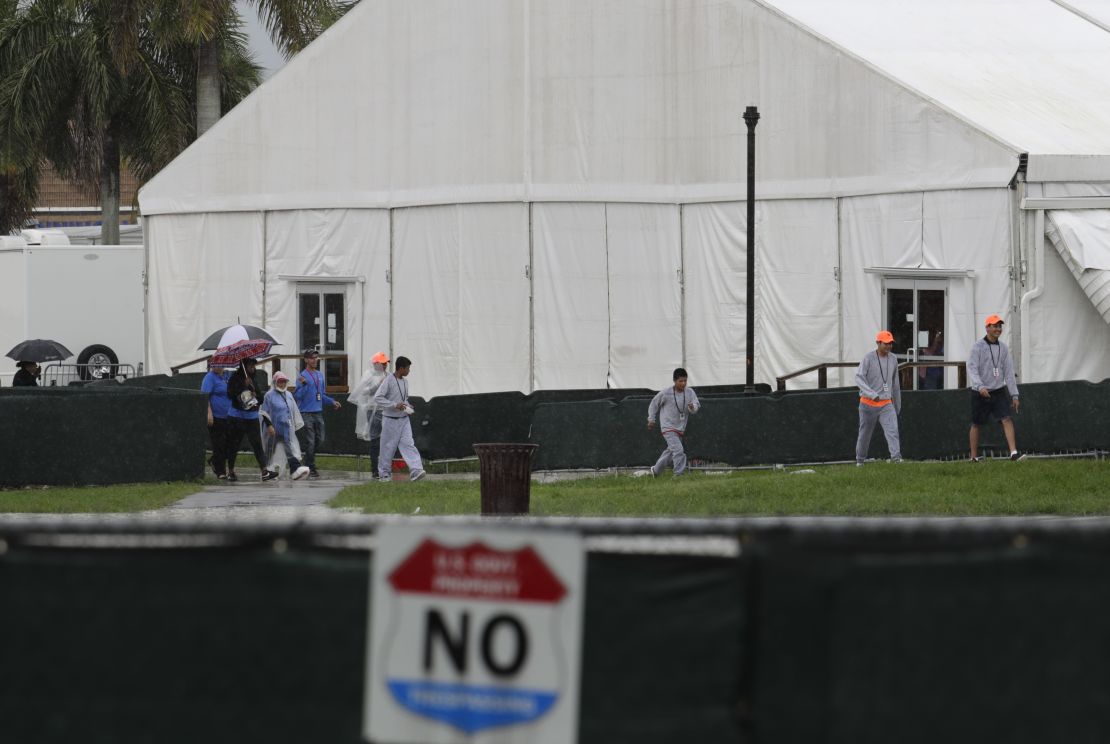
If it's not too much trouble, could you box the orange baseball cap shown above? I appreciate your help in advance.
[985,314,1004,326]
[371,351,390,364]
[875,330,894,343]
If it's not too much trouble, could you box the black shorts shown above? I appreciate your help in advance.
[970,387,1013,425]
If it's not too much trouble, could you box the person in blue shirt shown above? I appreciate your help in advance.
[200,363,232,479]
[293,348,341,478]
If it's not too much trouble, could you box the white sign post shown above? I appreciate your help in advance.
[365,525,585,744]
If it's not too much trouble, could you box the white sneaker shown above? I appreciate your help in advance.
[411,470,426,482]
[378,475,392,483]
[631,469,650,478]
[292,466,310,481]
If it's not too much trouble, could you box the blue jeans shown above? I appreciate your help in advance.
[298,411,325,469]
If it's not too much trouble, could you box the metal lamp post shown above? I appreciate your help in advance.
[743,105,760,392]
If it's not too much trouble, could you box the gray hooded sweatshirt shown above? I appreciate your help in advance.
[648,385,701,435]
[968,337,1019,398]
[855,351,901,414]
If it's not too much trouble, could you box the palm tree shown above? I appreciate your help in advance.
[0,0,33,233]
[0,0,260,240]
[165,0,357,137]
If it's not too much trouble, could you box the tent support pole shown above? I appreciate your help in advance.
[743,106,760,392]
[528,202,535,393]
[679,203,686,368]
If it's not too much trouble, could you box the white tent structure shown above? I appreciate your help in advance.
[139,0,1110,398]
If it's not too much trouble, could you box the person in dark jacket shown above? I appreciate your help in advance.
[225,357,277,482]
[12,361,40,386]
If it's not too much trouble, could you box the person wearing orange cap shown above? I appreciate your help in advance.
[967,314,1023,462]
[854,330,902,466]
[349,351,391,476]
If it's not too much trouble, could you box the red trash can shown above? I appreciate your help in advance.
[472,443,539,515]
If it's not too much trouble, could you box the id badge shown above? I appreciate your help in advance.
[881,383,889,394]
[992,368,1000,378]
[316,393,322,401]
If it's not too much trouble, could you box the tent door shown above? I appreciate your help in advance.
[297,284,348,391]
[884,278,947,391]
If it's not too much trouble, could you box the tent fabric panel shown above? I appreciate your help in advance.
[840,190,1012,377]
[1027,237,1110,383]
[753,200,840,388]
[392,206,461,398]
[605,204,683,389]
[921,189,1012,388]
[145,213,264,377]
[457,204,532,394]
[532,203,609,390]
[263,209,390,387]
[681,204,748,386]
[839,193,924,367]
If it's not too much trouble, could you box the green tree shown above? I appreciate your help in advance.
[165,0,357,137]
[0,0,260,239]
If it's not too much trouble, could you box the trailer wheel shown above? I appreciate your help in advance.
[77,345,119,380]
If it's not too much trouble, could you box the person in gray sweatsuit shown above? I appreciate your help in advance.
[373,356,426,482]
[855,330,902,466]
[967,314,1023,461]
[646,367,701,477]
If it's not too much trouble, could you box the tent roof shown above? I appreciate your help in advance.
[762,0,1110,182]
[140,0,1110,216]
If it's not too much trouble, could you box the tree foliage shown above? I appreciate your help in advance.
[0,0,260,236]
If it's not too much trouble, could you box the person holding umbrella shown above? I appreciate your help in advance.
[225,357,278,482]
[6,339,72,386]
[12,361,40,386]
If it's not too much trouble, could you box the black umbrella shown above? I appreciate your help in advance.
[198,324,281,351]
[5,339,73,363]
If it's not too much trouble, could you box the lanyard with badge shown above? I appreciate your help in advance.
[309,369,322,401]
[674,388,687,420]
[988,342,1001,380]
[876,351,890,395]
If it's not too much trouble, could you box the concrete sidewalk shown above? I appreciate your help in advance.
[172,472,361,510]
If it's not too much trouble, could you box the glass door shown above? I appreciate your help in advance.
[297,286,348,390]
[884,279,947,390]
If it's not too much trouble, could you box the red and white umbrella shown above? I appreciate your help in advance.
[209,338,274,367]
[198,324,280,351]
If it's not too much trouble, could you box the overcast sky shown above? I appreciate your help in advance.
[237,0,286,80]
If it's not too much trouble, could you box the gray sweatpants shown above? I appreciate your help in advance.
[378,415,423,478]
[856,403,901,463]
[652,430,688,476]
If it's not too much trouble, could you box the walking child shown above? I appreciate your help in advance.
[644,367,701,477]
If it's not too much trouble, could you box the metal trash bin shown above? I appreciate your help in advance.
[473,443,539,515]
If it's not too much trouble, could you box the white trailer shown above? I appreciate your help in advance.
[0,232,144,386]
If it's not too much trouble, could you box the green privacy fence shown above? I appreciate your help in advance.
[1,517,1109,743]
[3,379,1105,485]
[529,379,1110,468]
[0,387,206,486]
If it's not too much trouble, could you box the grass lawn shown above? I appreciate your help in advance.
[332,459,1110,517]
[0,483,200,514]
